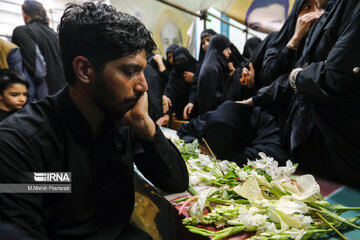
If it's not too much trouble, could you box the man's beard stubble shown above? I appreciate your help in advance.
[91,75,143,119]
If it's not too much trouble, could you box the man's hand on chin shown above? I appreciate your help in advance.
[121,92,156,141]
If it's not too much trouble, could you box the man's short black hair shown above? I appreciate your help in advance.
[22,0,47,21]
[58,2,157,85]
[0,69,29,94]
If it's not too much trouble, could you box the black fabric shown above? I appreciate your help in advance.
[0,88,189,239]
[12,19,65,95]
[198,29,217,64]
[252,0,325,129]
[242,37,262,62]
[197,35,232,115]
[259,0,307,86]
[189,30,217,109]
[163,47,197,120]
[222,67,257,102]
[0,223,29,240]
[164,44,179,72]
[144,62,168,122]
[248,0,360,189]
[177,101,289,165]
[229,44,246,69]
[275,0,360,188]
[0,109,16,122]
[249,32,279,90]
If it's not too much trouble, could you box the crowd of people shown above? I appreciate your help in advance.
[0,0,359,239]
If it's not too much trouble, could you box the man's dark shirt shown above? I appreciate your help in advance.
[0,109,15,122]
[0,88,188,239]
[12,19,66,95]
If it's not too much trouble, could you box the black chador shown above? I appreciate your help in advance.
[258,0,308,87]
[177,101,289,165]
[197,34,232,115]
[163,47,197,120]
[188,29,217,108]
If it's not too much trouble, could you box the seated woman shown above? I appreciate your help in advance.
[177,101,289,165]
[0,69,29,121]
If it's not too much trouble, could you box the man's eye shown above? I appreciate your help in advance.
[124,71,137,78]
[10,93,19,97]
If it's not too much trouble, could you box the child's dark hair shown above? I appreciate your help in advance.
[0,69,30,94]
[58,2,157,85]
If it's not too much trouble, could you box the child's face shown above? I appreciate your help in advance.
[0,83,28,111]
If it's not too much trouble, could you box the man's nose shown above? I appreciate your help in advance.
[135,71,148,92]
[19,95,26,102]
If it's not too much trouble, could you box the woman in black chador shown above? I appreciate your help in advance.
[242,37,262,63]
[184,29,217,120]
[163,47,197,120]
[177,101,289,165]
[197,34,233,115]
[241,0,323,91]
[164,44,179,72]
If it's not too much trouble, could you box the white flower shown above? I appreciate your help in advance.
[189,175,202,186]
[234,176,264,204]
[285,228,306,240]
[291,175,321,202]
[260,221,279,234]
[218,160,231,172]
[292,214,313,229]
[198,154,215,168]
[273,196,308,215]
[236,205,268,231]
[247,153,296,183]
[189,171,216,182]
[248,152,278,171]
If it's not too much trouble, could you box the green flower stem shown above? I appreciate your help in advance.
[188,186,198,196]
[212,226,246,240]
[207,197,249,205]
[185,226,214,237]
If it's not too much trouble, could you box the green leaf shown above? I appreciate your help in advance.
[221,189,229,200]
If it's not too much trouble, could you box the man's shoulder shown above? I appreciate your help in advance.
[0,95,59,142]
[12,25,29,36]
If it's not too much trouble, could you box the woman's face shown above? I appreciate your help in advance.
[201,35,212,52]
[222,47,232,59]
[167,52,174,65]
[298,0,324,18]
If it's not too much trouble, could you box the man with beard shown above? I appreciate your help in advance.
[0,2,188,239]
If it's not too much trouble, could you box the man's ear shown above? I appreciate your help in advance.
[22,10,31,24]
[72,56,94,84]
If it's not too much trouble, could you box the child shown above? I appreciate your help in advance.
[0,69,29,121]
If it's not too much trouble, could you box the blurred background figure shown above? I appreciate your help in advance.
[12,0,65,97]
[246,0,290,33]
[161,21,182,54]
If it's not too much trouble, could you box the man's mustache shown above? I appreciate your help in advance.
[122,91,144,104]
